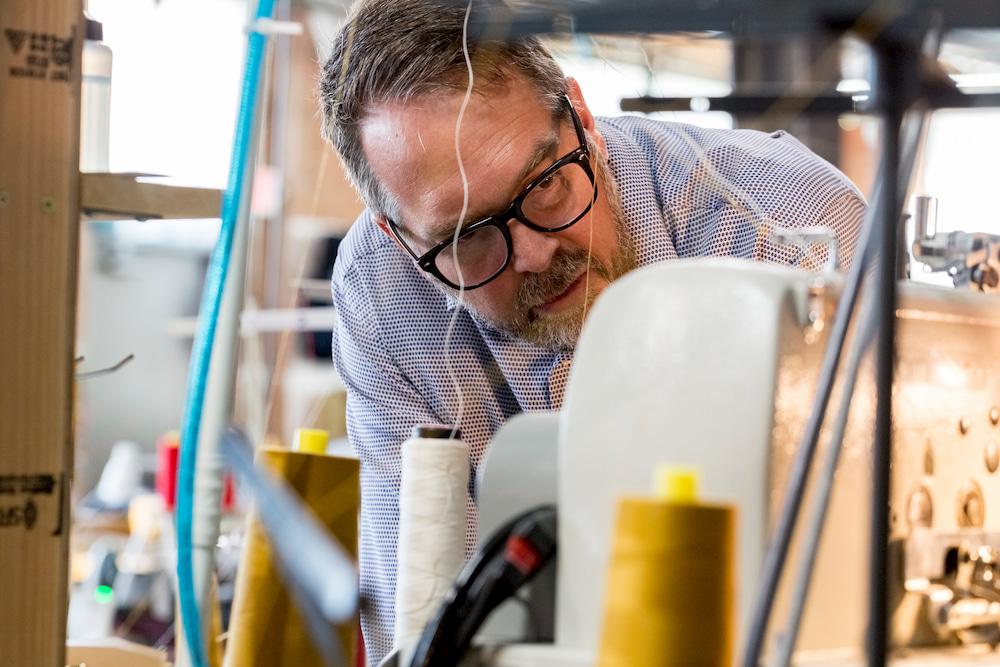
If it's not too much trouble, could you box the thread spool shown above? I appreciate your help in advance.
[598,468,735,667]
[294,428,329,455]
[224,436,360,667]
[395,425,470,664]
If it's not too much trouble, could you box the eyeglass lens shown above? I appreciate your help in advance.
[434,160,593,287]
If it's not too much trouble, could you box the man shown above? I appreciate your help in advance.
[319,0,865,660]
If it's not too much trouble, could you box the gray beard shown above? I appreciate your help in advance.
[460,147,636,351]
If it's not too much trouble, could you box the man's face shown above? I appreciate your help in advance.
[360,77,634,350]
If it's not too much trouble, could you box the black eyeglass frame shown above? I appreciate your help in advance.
[385,95,598,290]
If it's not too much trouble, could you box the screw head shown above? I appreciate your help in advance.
[906,484,933,529]
[40,196,56,214]
[986,441,999,473]
[958,480,986,528]
[0,191,9,208]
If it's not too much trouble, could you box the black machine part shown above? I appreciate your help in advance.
[408,505,558,667]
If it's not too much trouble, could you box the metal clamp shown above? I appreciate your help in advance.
[770,226,840,273]
[910,195,1000,293]
[904,531,1000,646]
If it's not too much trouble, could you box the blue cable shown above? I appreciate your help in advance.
[176,2,275,665]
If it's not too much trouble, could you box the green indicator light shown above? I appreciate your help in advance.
[94,585,113,604]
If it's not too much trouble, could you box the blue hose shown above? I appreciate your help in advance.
[176,3,275,665]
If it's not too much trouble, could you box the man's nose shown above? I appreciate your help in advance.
[509,220,560,274]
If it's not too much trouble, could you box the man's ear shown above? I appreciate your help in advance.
[374,213,393,237]
[374,213,408,252]
[565,77,606,152]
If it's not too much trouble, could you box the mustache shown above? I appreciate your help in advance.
[516,249,599,315]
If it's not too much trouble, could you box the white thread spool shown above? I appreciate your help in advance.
[395,425,470,665]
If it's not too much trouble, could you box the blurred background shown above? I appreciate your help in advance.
[75,1,1000,497]
[67,0,1000,656]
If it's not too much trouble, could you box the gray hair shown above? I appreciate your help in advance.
[318,0,568,217]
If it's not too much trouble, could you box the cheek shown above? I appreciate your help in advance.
[561,204,618,262]
[465,271,519,319]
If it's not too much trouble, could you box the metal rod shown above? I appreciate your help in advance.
[740,130,881,667]
[775,296,877,666]
[263,0,291,315]
[620,90,1000,115]
[220,427,357,666]
[186,1,273,660]
[174,1,276,663]
[74,353,135,380]
[867,40,905,667]
[772,95,932,662]
[621,94,858,115]
[453,0,1000,40]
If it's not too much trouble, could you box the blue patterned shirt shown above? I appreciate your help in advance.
[331,115,866,662]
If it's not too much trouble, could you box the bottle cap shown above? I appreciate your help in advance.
[411,424,462,440]
[293,428,329,454]
[655,465,699,503]
[84,12,104,41]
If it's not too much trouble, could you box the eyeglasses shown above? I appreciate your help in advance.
[385,96,597,290]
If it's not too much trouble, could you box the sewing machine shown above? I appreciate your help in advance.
[474,251,1000,665]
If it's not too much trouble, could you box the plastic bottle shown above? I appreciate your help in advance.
[81,12,112,172]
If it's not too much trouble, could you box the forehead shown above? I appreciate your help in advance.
[359,82,559,236]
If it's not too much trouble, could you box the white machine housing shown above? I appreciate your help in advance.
[478,258,1000,665]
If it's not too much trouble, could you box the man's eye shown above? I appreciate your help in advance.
[536,174,557,191]
[431,224,470,246]
[457,227,484,244]
[531,173,567,204]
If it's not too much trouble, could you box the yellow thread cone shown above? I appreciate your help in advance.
[598,496,736,667]
[293,428,329,455]
[655,465,699,504]
[224,447,360,667]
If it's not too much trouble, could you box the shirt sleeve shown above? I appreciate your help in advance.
[807,188,867,271]
[762,130,868,271]
[331,260,440,664]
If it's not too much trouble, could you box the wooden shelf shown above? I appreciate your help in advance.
[80,172,222,221]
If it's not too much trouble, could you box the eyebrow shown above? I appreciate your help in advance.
[421,130,562,244]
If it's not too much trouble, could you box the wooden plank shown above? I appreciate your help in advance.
[66,639,169,667]
[80,172,222,221]
[0,0,82,665]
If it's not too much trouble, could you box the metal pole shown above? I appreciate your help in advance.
[177,4,272,664]
[264,0,291,316]
[867,39,907,667]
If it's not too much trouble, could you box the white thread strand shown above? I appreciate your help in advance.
[581,140,596,327]
[394,436,470,664]
[443,1,474,436]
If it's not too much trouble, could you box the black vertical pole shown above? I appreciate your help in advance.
[867,39,907,667]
